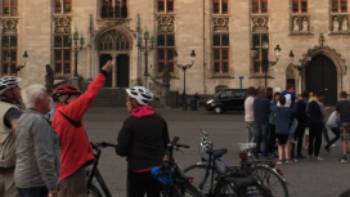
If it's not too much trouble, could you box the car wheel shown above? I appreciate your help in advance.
[214,107,222,114]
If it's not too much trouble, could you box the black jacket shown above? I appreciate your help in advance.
[295,99,307,126]
[116,113,170,171]
[307,101,324,125]
[254,96,271,124]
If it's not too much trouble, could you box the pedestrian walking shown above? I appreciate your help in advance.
[273,96,294,164]
[51,60,113,197]
[253,88,271,157]
[0,76,23,197]
[294,91,309,159]
[307,92,324,161]
[15,85,59,197]
[336,91,350,163]
[244,87,256,142]
[324,110,340,152]
[116,86,170,197]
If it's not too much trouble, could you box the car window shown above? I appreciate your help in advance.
[232,91,245,99]
[220,90,233,98]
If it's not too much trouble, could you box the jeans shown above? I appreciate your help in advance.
[255,123,269,156]
[246,121,256,143]
[17,186,48,197]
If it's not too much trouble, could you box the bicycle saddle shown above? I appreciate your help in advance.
[210,148,228,158]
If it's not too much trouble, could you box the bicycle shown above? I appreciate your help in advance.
[151,136,203,197]
[184,130,289,197]
[87,142,118,197]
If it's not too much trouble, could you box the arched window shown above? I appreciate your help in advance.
[331,0,348,13]
[54,0,71,14]
[98,30,130,51]
[156,33,175,72]
[251,0,268,14]
[2,0,17,16]
[292,0,308,13]
[212,33,229,73]
[101,0,128,19]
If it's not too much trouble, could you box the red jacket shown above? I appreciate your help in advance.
[52,73,106,181]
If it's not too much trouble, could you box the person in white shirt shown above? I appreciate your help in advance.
[244,87,256,142]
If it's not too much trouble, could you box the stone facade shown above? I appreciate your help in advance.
[2,0,350,101]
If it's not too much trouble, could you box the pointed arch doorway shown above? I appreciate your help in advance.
[305,54,337,105]
[97,29,131,88]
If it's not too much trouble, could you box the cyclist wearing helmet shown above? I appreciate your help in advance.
[0,76,22,197]
[116,86,170,197]
[51,60,112,197]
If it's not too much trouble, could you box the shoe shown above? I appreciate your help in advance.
[340,155,348,163]
[276,160,283,165]
[315,156,323,161]
[331,144,336,148]
[325,146,330,153]
[285,160,294,164]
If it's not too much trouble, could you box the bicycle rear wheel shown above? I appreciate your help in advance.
[339,189,350,197]
[251,165,289,197]
[184,164,212,194]
[88,184,103,197]
[214,181,239,197]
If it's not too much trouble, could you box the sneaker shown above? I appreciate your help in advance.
[285,160,294,164]
[276,160,283,165]
[317,156,324,161]
[340,155,348,163]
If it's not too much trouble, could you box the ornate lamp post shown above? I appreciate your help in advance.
[137,29,154,87]
[72,30,85,77]
[174,50,196,110]
[262,43,282,88]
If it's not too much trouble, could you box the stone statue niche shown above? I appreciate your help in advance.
[341,16,349,32]
[333,16,340,32]
[293,17,300,32]
[302,17,309,32]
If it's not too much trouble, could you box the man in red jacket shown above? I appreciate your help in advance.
[52,60,112,197]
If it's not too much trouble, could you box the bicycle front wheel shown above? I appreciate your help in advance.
[251,165,289,197]
[88,184,103,197]
[339,189,350,197]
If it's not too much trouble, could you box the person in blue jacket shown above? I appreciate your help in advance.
[273,95,294,164]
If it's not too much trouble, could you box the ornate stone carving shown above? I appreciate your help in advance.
[212,15,229,32]
[251,15,269,32]
[290,14,311,34]
[54,15,71,34]
[156,14,175,33]
[330,14,350,34]
[0,18,18,34]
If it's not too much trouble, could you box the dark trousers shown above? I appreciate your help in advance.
[255,123,269,156]
[308,123,323,157]
[325,127,340,148]
[294,124,306,157]
[17,186,48,197]
[268,124,276,155]
[127,170,162,197]
[323,125,331,144]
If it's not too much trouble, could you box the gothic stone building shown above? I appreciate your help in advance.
[1,0,350,105]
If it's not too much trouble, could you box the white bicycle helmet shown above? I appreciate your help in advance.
[126,86,154,105]
[0,76,21,96]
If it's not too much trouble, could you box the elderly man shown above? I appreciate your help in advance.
[15,85,60,197]
[0,76,23,197]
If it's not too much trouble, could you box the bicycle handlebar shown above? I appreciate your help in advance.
[91,142,118,149]
[168,136,190,150]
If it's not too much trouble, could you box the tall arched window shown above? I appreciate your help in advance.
[213,0,228,14]
[1,35,17,75]
[331,0,348,13]
[54,0,71,14]
[2,0,17,16]
[101,0,128,19]
[54,34,71,76]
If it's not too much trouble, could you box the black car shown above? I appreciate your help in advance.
[206,89,247,114]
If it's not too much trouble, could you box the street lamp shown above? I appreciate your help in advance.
[137,28,154,86]
[262,43,282,88]
[72,30,85,77]
[174,49,196,110]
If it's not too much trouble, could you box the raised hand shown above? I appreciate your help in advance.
[102,60,113,73]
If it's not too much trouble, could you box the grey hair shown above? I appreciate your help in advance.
[21,84,47,109]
